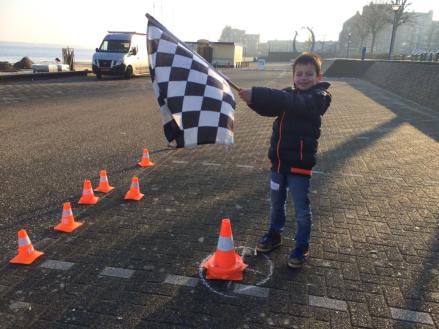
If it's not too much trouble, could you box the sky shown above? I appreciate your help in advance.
[1,0,438,48]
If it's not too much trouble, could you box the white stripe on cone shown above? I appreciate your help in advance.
[18,236,31,247]
[217,236,234,251]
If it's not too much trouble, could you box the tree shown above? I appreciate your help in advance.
[352,13,370,51]
[387,0,414,50]
[389,0,412,28]
[219,26,233,42]
[362,2,391,54]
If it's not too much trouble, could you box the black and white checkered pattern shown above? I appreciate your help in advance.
[146,15,235,147]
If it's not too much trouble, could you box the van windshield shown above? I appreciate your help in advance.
[99,40,131,53]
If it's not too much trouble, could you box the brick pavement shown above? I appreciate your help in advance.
[0,71,438,328]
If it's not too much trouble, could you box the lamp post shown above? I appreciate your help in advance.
[388,1,401,60]
[346,33,352,58]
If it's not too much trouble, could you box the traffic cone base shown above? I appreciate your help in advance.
[78,195,99,204]
[204,253,247,281]
[54,220,83,233]
[138,159,154,167]
[9,230,44,265]
[124,190,144,201]
[10,250,44,265]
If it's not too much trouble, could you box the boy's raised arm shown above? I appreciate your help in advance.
[250,87,330,117]
[239,87,283,117]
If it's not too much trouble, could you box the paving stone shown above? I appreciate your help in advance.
[390,307,434,325]
[309,295,348,312]
[40,260,75,271]
[348,301,373,328]
[163,274,198,287]
[2,70,439,329]
[99,267,135,279]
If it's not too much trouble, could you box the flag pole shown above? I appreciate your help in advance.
[225,79,241,92]
[145,13,241,92]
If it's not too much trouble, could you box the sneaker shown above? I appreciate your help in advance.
[287,246,310,268]
[255,229,282,253]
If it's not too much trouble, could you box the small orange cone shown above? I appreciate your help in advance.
[203,218,247,281]
[78,179,99,205]
[124,176,144,201]
[10,229,44,265]
[94,170,114,193]
[54,202,83,233]
[138,148,154,167]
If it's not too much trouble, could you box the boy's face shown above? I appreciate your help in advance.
[293,63,322,91]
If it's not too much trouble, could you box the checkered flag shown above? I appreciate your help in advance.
[146,14,236,147]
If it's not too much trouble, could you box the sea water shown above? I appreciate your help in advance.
[0,41,94,64]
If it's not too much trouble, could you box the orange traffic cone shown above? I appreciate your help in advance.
[78,179,99,205]
[124,176,144,201]
[94,170,114,193]
[10,229,44,265]
[203,218,247,280]
[54,202,83,233]
[138,148,154,167]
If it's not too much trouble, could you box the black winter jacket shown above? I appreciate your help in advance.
[249,82,331,176]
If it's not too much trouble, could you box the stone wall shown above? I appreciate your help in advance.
[323,59,375,77]
[323,59,439,111]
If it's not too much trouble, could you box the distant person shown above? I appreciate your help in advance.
[238,52,332,268]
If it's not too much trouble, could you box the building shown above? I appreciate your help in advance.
[186,40,243,67]
[218,26,260,57]
[339,4,439,56]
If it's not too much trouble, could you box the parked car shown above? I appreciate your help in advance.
[92,31,148,79]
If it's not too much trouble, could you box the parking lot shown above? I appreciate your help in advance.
[1,68,439,328]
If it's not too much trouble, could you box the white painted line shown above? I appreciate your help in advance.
[99,267,135,279]
[313,170,326,175]
[202,162,221,166]
[9,301,32,312]
[236,164,254,169]
[342,173,363,177]
[244,268,264,275]
[172,160,189,164]
[309,295,348,311]
[380,176,404,181]
[164,274,199,287]
[40,260,74,271]
[233,283,269,298]
[390,307,434,325]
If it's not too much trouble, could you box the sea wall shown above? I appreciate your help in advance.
[323,59,439,111]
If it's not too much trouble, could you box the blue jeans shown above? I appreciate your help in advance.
[269,170,312,248]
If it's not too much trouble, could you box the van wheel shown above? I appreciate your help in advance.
[96,73,102,80]
[124,66,133,79]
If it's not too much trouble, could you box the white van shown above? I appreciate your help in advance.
[92,31,148,79]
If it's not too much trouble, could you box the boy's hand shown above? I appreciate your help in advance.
[238,88,252,104]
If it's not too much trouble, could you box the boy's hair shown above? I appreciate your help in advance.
[292,52,322,76]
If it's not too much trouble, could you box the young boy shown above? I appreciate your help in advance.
[238,52,331,268]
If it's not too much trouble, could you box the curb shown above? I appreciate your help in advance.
[0,70,90,83]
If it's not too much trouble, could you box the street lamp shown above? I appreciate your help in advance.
[388,1,401,60]
[346,33,352,58]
